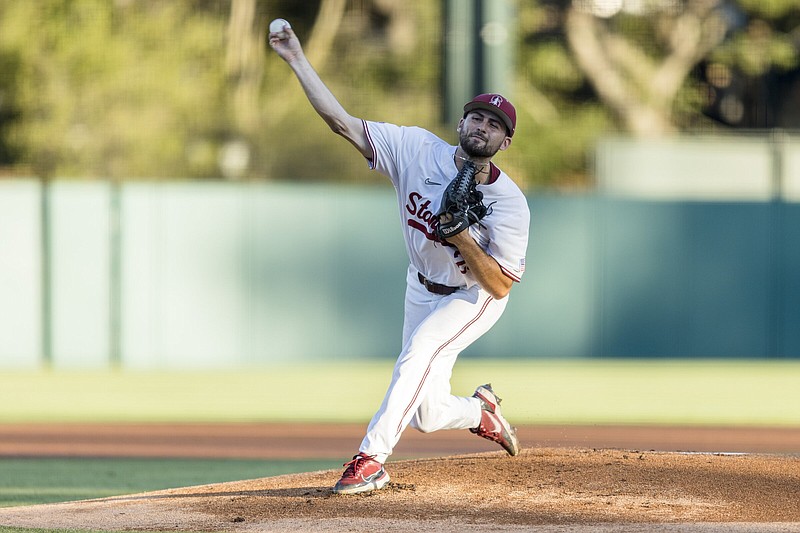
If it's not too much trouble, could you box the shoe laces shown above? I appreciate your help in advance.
[343,453,375,476]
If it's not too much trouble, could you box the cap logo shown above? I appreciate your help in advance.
[464,93,516,137]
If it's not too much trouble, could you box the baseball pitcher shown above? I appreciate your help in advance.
[269,20,530,495]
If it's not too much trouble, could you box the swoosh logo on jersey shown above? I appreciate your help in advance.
[424,178,441,186]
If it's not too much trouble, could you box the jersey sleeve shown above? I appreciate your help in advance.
[487,199,530,283]
[362,120,429,187]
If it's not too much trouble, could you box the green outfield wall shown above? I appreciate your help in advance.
[2,135,800,367]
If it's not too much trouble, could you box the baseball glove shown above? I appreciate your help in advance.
[436,160,491,241]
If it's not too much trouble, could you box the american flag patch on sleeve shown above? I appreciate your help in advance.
[519,258,526,273]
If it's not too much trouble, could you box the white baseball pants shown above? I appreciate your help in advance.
[359,266,509,463]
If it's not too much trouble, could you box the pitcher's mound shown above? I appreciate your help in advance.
[0,448,798,532]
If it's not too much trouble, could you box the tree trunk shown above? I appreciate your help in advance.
[226,0,262,136]
[265,0,348,127]
[565,2,727,137]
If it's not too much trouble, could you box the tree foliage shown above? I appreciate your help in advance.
[0,0,230,179]
[0,0,798,188]
[514,0,799,186]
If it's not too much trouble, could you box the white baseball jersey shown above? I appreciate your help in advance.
[363,120,529,291]
[357,119,530,464]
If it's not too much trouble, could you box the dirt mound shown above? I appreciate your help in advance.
[0,448,798,532]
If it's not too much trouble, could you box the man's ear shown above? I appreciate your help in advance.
[498,136,512,151]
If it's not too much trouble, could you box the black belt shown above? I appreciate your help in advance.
[418,272,459,295]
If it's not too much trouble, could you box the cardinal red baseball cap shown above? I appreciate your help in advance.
[463,93,516,137]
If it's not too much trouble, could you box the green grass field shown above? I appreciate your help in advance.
[1,359,799,426]
[0,358,799,533]
[0,458,340,508]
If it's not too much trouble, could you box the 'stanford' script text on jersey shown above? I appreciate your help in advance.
[405,191,439,241]
[363,120,530,292]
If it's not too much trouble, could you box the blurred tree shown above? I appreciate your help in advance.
[565,0,728,136]
[513,2,613,188]
[1,1,796,187]
[257,0,443,184]
[0,0,230,179]
[227,0,263,138]
[0,44,21,170]
[700,0,800,128]
[515,0,800,188]
[0,0,440,182]
[245,0,350,179]
[223,0,348,179]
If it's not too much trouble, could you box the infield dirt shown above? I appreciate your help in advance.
[0,423,799,532]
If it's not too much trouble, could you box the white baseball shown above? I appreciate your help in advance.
[269,18,290,34]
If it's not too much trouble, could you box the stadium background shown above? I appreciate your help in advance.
[1,0,800,525]
[3,1,800,368]
[4,158,800,369]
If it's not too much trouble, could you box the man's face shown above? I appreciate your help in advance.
[458,110,511,158]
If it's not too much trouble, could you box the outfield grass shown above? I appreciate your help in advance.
[0,458,339,508]
[0,457,341,533]
[1,359,799,426]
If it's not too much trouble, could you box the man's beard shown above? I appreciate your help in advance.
[459,130,500,158]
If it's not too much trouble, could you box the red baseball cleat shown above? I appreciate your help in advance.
[470,383,520,456]
[332,452,390,495]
